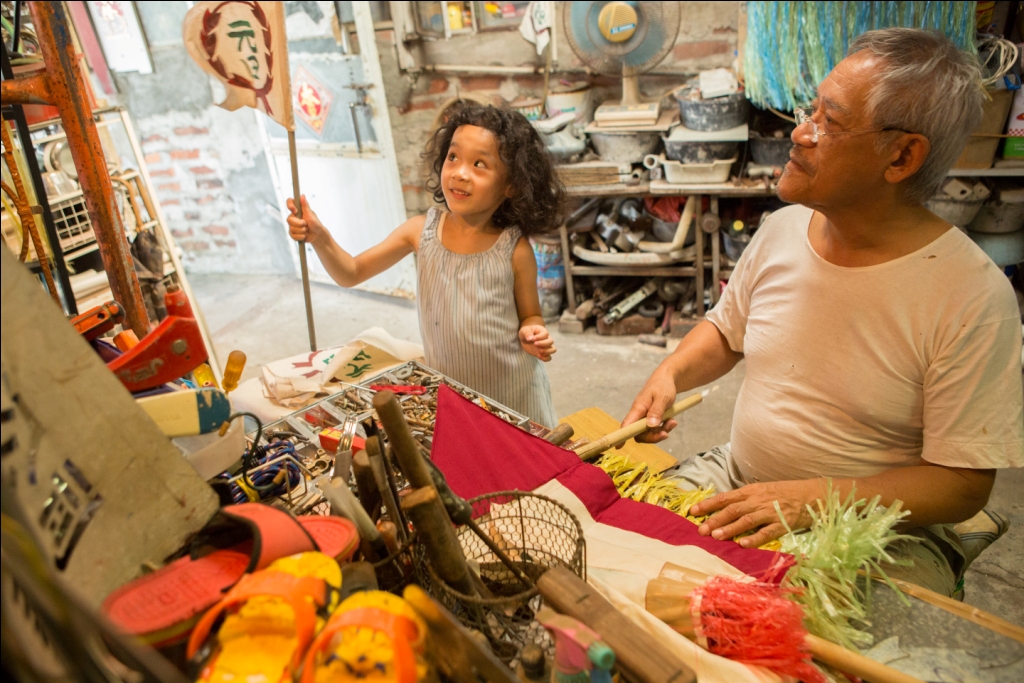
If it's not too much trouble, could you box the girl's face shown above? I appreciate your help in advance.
[441,125,512,219]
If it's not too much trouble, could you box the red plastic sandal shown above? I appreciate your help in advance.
[102,504,358,646]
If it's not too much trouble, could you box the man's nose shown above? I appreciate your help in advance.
[791,120,816,147]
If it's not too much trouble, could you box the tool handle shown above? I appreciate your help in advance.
[366,436,409,545]
[401,486,478,597]
[323,478,386,560]
[538,567,696,683]
[543,423,575,446]
[373,390,434,489]
[574,394,703,461]
[352,450,382,522]
[805,635,924,683]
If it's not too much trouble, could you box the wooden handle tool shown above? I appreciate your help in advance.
[366,436,409,544]
[373,389,435,489]
[804,635,924,683]
[543,423,575,446]
[574,394,703,461]
[352,449,382,522]
[404,584,519,683]
[538,566,697,683]
[401,486,479,597]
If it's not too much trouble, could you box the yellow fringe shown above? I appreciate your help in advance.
[595,454,781,552]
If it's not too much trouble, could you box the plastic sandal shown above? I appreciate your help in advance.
[188,551,342,682]
[301,591,428,683]
[103,504,358,646]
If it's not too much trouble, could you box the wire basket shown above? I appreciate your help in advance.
[50,192,94,251]
[422,491,585,663]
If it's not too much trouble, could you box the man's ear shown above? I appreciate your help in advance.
[884,133,931,185]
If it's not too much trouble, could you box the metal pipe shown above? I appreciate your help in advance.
[416,64,700,77]
[349,102,363,153]
[287,129,317,351]
[22,2,150,337]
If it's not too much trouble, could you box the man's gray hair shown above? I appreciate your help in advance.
[848,28,985,204]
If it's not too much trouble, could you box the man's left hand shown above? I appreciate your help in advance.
[688,480,821,547]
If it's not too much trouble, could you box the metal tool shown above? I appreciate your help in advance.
[365,435,408,544]
[603,279,658,325]
[369,384,428,395]
[107,315,208,392]
[319,477,388,561]
[71,301,124,341]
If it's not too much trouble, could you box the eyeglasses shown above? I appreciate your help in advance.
[793,108,912,144]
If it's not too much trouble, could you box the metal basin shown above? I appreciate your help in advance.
[588,130,661,163]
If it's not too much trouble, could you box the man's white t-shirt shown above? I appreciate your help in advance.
[706,204,1023,483]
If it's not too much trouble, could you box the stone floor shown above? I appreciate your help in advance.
[191,273,1024,626]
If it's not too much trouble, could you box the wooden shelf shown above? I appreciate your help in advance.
[570,265,698,277]
[947,167,1024,177]
[565,182,650,197]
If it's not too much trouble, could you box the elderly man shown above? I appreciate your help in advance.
[624,28,1023,597]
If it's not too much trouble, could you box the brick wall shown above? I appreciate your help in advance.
[140,120,238,260]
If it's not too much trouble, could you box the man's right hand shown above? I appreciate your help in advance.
[621,369,679,444]
[286,195,326,244]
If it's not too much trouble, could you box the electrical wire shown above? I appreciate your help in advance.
[977,35,1019,88]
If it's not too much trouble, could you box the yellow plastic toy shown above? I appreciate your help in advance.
[187,551,342,683]
[302,591,429,683]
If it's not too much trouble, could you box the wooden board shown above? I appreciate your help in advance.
[1,247,218,607]
[560,407,678,473]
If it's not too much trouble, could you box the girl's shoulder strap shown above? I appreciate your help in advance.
[499,226,523,258]
[421,207,442,244]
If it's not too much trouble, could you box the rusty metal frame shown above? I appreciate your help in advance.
[1,2,150,336]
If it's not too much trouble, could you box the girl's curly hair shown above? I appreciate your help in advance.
[423,101,566,237]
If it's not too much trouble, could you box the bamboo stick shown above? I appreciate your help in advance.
[574,394,703,461]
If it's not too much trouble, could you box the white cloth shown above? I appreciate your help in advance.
[706,205,1023,483]
[529,480,776,683]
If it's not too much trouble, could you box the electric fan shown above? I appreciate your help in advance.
[563,1,681,126]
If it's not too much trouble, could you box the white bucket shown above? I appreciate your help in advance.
[546,86,593,124]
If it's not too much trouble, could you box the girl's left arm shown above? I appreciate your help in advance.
[511,237,556,362]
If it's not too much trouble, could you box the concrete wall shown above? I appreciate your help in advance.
[112,2,294,275]
[378,2,742,217]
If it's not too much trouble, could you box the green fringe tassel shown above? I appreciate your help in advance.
[777,481,916,649]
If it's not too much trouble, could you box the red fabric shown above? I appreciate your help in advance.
[431,386,788,580]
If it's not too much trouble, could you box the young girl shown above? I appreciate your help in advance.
[287,101,565,427]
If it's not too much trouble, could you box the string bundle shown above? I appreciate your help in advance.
[595,454,781,551]
[744,1,977,111]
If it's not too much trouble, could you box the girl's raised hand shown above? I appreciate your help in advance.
[286,195,326,244]
[519,325,556,362]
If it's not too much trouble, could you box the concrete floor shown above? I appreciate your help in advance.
[191,273,1023,626]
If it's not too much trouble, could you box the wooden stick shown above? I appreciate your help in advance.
[401,486,478,597]
[287,129,317,352]
[404,584,519,683]
[868,574,1024,645]
[538,567,696,683]
[574,394,704,461]
[805,635,923,683]
[373,390,434,489]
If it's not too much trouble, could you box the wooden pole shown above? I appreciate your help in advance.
[287,129,317,352]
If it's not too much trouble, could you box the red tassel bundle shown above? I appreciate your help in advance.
[691,576,825,683]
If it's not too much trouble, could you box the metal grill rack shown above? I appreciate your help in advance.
[48,190,94,252]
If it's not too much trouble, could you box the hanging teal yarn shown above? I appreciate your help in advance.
[744,2,977,111]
